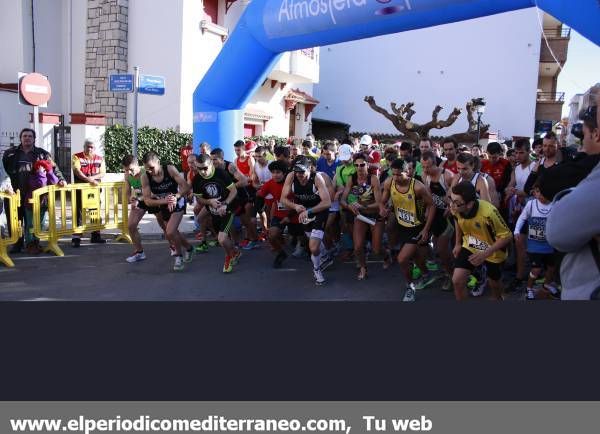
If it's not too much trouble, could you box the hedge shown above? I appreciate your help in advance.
[103,124,192,172]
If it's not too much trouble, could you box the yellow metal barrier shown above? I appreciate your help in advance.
[30,182,132,257]
[0,191,22,267]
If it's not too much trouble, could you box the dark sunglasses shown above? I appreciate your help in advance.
[356,163,367,167]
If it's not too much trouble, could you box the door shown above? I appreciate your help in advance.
[53,123,71,182]
[244,124,256,138]
[289,107,296,138]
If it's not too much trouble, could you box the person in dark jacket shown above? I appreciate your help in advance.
[1,128,66,253]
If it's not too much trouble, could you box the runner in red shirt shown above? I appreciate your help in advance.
[480,142,512,196]
[257,160,302,268]
[180,142,193,179]
[441,137,459,174]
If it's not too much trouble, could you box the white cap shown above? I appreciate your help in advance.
[338,144,353,161]
[360,134,373,146]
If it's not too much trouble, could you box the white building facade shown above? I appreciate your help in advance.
[0,0,319,156]
[312,8,568,142]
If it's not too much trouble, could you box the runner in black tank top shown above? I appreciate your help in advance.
[422,152,455,289]
[141,152,192,271]
[281,156,332,285]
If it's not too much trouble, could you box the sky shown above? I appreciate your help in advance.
[557,30,600,117]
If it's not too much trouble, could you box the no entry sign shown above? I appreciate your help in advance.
[18,72,52,106]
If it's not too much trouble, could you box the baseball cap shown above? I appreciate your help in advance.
[338,144,353,161]
[293,156,311,172]
[360,134,373,146]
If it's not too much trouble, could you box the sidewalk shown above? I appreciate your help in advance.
[102,205,198,240]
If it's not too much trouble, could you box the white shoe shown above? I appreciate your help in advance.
[403,283,416,302]
[126,251,146,263]
[183,248,193,263]
[173,256,184,271]
[470,284,485,297]
[313,268,325,285]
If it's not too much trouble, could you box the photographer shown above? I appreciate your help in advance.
[545,86,600,299]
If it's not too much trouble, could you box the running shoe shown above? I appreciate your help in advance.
[403,283,416,302]
[415,273,438,290]
[239,239,251,249]
[544,284,561,300]
[223,255,233,273]
[313,268,325,285]
[411,265,422,280]
[126,251,146,263]
[183,248,193,263]
[207,239,218,247]
[273,251,288,269]
[470,284,485,297]
[320,253,334,271]
[425,260,440,272]
[467,275,478,289]
[242,240,260,250]
[173,256,184,272]
[231,249,242,265]
[194,242,209,253]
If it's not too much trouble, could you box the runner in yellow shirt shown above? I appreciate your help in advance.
[450,181,512,301]
[381,158,436,302]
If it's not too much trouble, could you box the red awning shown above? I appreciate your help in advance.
[284,89,320,121]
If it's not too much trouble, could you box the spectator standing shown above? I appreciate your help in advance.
[2,128,66,253]
[71,138,106,247]
[180,141,194,179]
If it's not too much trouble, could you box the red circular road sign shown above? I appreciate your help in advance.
[19,73,52,106]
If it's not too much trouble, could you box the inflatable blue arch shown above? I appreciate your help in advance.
[193,0,600,159]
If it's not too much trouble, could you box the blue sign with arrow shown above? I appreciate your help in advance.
[109,74,134,92]
[138,75,165,95]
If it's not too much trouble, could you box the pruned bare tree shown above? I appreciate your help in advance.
[364,96,461,144]
[365,96,490,144]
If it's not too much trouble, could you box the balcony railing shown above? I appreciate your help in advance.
[537,92,565,102]
[543,27,571,38]
[300,48,315,59]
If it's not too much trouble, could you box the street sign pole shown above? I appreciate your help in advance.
[33,105,39,147]
[133,66,140,161]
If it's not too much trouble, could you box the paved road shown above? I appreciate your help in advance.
[0,234,463,301]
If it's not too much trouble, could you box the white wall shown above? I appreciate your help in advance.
[179,0,226,133]
[0,0,31,137]
[313,8,542,139]
[127,0,184,130]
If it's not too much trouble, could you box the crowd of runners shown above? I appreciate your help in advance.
[120,97,600,300]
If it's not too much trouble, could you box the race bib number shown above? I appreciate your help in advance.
[528,217,546,242]
[396,208,415,225]
[467,235,489,251]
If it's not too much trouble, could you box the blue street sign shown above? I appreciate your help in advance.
[109,74,134,92]
[138,75,165,95]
